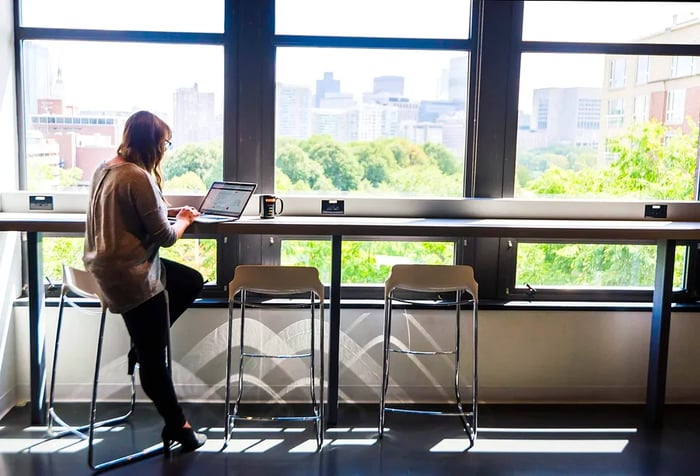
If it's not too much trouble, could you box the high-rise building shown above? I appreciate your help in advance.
[314,72,340,107]
[448,56,468,104]
[373,76,404,96]
[173,83,218,146]
[529,87,601,149]
[276,83,312,139]
[23,42,54,115]
[311,108,357,142]
[418,100,463,123]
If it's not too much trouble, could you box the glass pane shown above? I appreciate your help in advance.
[281,240,455,285]
[22,41,223,193]
[516,243,687,290]
[523,1,700,44]
[275,48,467,197]
[515,53,699,200]
[43,237,217,285]
[275,0,470,39]
[160,239,218,284]
[20,0,224,32]
[43,237,84,284]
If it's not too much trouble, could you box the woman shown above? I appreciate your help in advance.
[83,110,206,455]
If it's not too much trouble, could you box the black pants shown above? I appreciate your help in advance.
[121,258,204,429]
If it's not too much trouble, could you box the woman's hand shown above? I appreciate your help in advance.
[175,206,201,226]
[171,206,201,239]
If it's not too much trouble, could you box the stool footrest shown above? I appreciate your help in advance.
[242,352,312,359]
[384,407,475,417]
[90,445,165,472]
[230,414,320,423]
[389,349,456,356]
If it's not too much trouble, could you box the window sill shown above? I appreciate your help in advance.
[14,297,700,312]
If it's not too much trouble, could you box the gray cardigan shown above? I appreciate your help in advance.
[83,161,178,313]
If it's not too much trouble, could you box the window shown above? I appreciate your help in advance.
[608,58,627,89]
[22,41,223,192]
[665,89,686,125]
[522,1,700,44]
[273,0,472,288]
[16,1,225,291]
[275,48,467,198]
[671,56,695,78]
[513,1,700,300]
[606,98,625,128]
[633,95,649,123]
[636,55,650,84]
[20,0,223,32]
[275,0,470,39]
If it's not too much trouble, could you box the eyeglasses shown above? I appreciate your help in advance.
[164,139,172,150]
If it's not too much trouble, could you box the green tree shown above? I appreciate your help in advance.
[165,171,207,192]
[162,141,223,189]
[301,135,362,190]
[350,141,394,186]
[423,142,461,175]
[277,142,326,189]
[518,120,698,288]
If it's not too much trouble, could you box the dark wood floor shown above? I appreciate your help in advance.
[0,402,698,475]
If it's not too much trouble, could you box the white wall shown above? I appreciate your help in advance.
[0,0,21,419]
[12,306,700,405]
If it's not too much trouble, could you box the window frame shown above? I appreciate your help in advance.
[13,0,700,305]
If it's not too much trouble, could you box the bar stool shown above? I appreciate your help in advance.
[82,268,172,471]
[47,265,135,440]
[225,265,325,450]
[379,264,478,448]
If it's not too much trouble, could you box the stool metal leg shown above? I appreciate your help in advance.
[472,303,479,442]
[378,295,393,438]
[454,292,469,432]
[233,292,247,427]
[47,288,135,440]
[318,298,325,449]
[225,290,248,445]
[224,296,235,444]
[310,293,324,448]
[88,293,172,471]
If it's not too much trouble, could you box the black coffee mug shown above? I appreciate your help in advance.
[259,195,284,218]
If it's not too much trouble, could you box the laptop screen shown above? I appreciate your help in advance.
[199,181,257,218]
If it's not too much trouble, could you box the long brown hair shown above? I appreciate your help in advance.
[117,110,171,191]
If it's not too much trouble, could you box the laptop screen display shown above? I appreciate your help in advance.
[199,182,257,218]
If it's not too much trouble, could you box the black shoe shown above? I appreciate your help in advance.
[127,346,137,376]
[161,425,206,456]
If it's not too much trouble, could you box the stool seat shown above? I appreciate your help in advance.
[379,264,478,448]
[225,265,325,450]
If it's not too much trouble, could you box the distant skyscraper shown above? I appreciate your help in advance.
[373,76,404,96]
[448,56,467,104]
[23,42,54,114]
[530,87,600,149]
[315,72,340,107]
[276,83,312,139]
[173,83,218,146]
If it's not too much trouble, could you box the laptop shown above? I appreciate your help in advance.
[172,181,257,223]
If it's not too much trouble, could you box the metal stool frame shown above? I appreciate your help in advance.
[224,265,325,450]
[85,275,172,471]
[47,265,136,440]
[379,264,478,448]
